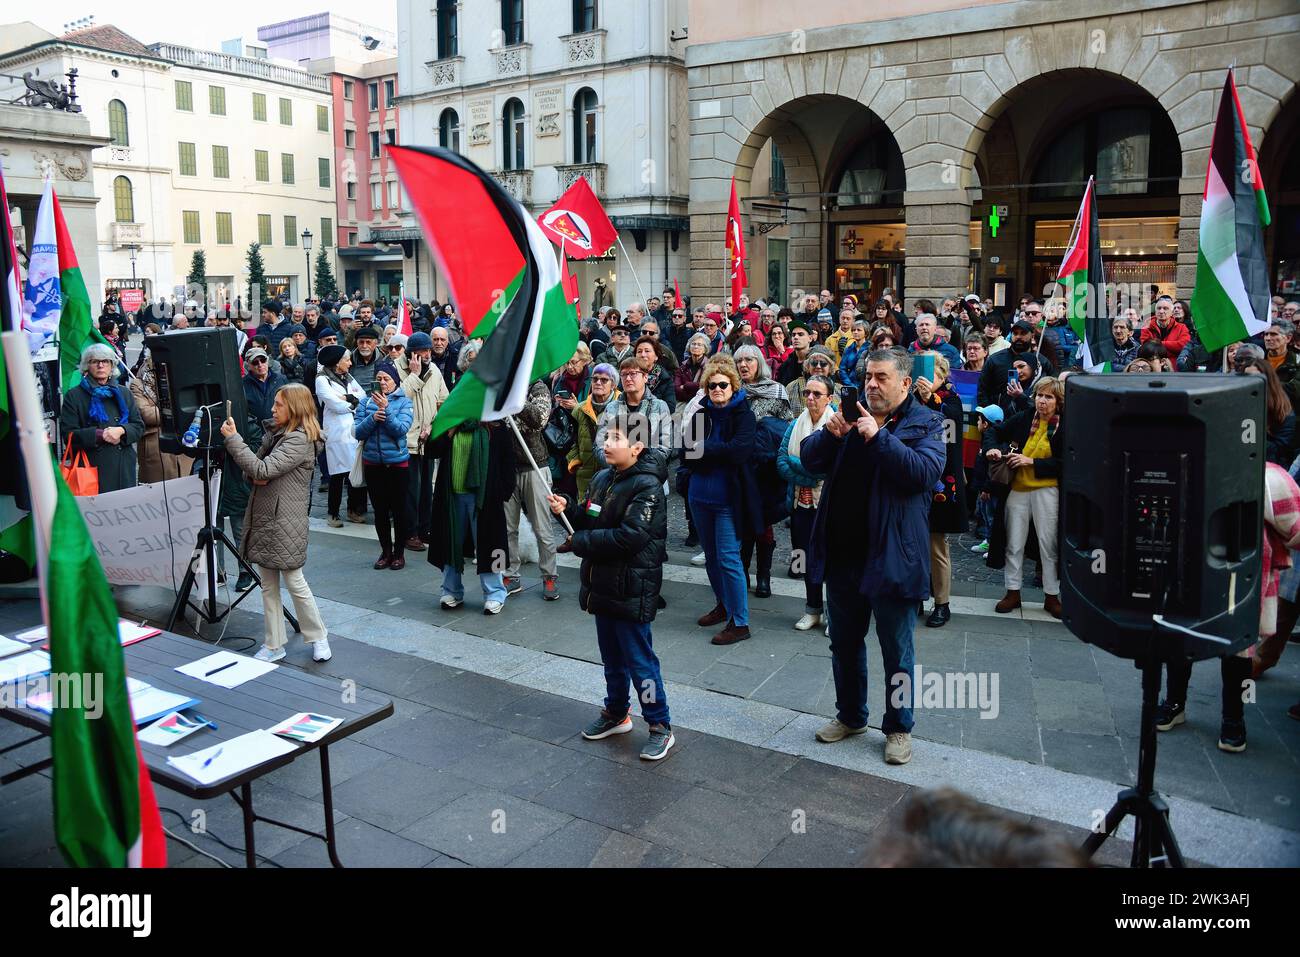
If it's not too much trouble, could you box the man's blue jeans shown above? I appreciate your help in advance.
[824,563,916,734]
[441,492,507,604]
[594,615,669,726]
[692,499,749,627]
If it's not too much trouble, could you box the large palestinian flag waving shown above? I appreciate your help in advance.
[1191,68,1271,354]
[386,146,577,438]
[1058,176,1114,371]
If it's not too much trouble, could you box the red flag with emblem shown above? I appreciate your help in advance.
[560,250,580,323]
[726,178,747,308]
[537,176,617,260]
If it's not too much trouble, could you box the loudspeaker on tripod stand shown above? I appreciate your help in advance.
[144,327,246,453]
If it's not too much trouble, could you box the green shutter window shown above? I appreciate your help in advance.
[108,99,129,146]
[216,212,233,245]
[321,218,333,247]
[178,142,196,176]
[279,98,292,125]
[317,104,329,132]
[209,86,226,115]
[255,150,270,182]
[175,80,192,111]
[284,215,298,246]
[212,145,229,179]
[258,214,272,246]
[253,92,267,122]
[318,157,330,188]
[183,210,201,244]
[281,153,295,184]
[112,176,134,223]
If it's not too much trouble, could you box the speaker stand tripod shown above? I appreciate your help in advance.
[165,443,299,638]
[1081,654,1185,868]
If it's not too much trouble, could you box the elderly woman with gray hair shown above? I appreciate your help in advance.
[733,343,794,598]
[60,342,145,493]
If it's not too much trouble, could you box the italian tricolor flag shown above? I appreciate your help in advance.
[1057,175,1114,371]
[1191,68,1271,354]
[1,327,165,865]
[386,145,577,438]
[52,187,107,392]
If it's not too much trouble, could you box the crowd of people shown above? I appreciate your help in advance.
[59,283,1300,762]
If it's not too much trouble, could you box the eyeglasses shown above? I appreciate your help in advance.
[802,390,828,398]
[706,381,731,391]
[591,376,614,385]
[1022,309,1043,316]
[808,360,831,368]
[249,357,268,365]
[386,344,404,351]
[620,370,644,379]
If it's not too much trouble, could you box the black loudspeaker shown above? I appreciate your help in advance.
[144,327,246,453]
[1061,373,1264,662]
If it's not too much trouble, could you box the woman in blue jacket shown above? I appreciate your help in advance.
[776,374,836,631]
[838,320,870,389]
[353,360,415,569]
[682,357,763,646]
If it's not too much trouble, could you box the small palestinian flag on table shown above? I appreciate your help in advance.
[386,146,578,438]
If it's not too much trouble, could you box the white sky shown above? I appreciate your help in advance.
[22,0,397,53]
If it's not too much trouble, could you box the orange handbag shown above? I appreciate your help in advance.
[60,436,100,496]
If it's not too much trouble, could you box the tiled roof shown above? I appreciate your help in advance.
[60,24,154,57]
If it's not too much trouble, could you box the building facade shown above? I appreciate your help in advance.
[686,0,1300,311]
[395,0,691,312]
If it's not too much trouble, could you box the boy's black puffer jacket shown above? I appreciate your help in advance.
[566,449,669,623]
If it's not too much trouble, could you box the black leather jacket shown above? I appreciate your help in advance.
[564,449,669,623]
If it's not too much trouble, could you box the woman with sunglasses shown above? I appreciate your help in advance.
[682,358,763,645]
[784,346,838,409]
[776,374,836,630]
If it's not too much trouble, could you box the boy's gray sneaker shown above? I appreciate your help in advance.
[640,723,675,761]
[582,710,633,740]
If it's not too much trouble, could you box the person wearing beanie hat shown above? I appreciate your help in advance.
[387,332,409,351]
[784,344,839,408]
[351,324,382,392]
[397,329,450,551]
[338,303,354,319]
[316,343,368,526]
[353,359,414,569]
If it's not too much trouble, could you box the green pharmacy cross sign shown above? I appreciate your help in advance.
[988,204,1001,238]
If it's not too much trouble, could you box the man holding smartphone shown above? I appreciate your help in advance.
[797,349,945,766]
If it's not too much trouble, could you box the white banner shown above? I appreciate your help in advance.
[75,473,221,588]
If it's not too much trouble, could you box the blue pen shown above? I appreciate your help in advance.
[201,747,223,769]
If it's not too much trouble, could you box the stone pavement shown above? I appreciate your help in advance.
[0,598,1129,869]
[287,514,1300,839]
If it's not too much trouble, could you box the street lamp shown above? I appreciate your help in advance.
[127,243,139,287]
[302,229,313,300]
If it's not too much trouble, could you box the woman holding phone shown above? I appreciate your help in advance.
[354,361,415,569]
[219,383,331,662]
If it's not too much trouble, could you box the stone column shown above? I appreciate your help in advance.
[903,189,972,308]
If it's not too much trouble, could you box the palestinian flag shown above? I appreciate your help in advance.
[1057,176,1114,371]
[0,160,34,573]
[1192,68,1272,354]
[53,187,108,392]
[386,146,577,438]
[0,329,166,867]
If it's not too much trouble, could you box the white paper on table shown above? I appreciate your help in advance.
[13,626,48,644]
[0,650,51,684]
[0,635,30,659]
[173,650,278,689]
[166,730,296,785]
[138,711,211,747]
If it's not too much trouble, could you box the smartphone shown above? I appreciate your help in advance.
[840,386,860,423]
[555,390,572,401]
[914,354,935,384]
[370,381,384,395]
[1008,370,1018,385]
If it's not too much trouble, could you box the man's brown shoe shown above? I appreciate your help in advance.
[1044,594,1063,619]
[711,622,751,645]
[697,603,727,627]
[995,590,1021,614]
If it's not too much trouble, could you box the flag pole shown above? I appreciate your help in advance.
[614,234,648,305]
[505,414,574,536]
[2,331,56,615]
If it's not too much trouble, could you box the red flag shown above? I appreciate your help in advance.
[674,277,681,312]
[560,250,580,323]
[726,178,747,309]
[537,176,617,260]
[397,287,412,336]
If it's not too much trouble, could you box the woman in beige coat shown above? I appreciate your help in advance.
[129,353,194,484]
[220,382,331,663]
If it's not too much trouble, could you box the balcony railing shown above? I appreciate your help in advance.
[148,43,329,93]
[492,43,530,78]
[556,163,606,196]
[561,30,605,67]
[426,56,462,90]
[111,222,144,248]
[491,169,532,205]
